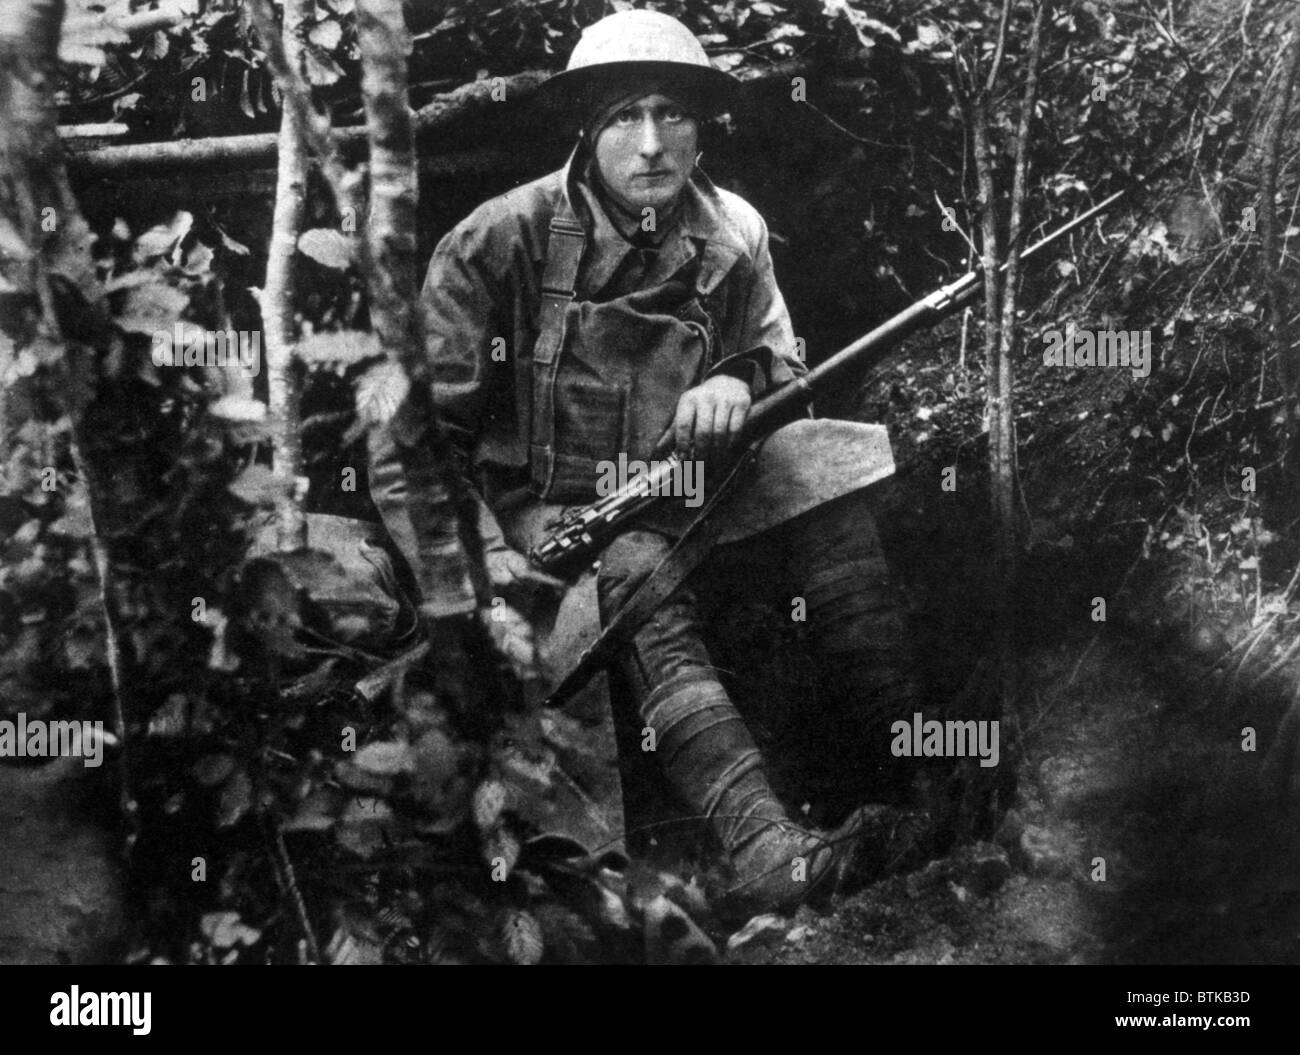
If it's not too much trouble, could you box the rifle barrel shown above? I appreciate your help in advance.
[747,186,1130,431]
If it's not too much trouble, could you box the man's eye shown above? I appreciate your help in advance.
[614,109,639,125]
[663,108,686,123]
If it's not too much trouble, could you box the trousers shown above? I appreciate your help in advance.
[595,488,917,833]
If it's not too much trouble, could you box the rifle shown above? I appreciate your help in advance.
[529,186,1129,574]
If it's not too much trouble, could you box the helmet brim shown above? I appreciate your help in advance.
[538,61,739,118]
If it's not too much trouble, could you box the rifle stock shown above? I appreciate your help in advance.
[528,188,1128,573]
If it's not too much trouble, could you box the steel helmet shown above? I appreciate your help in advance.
[542,10,737,111]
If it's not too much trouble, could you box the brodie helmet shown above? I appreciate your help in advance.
[541,10,738,115]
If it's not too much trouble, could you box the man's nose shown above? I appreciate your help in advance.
[637,116,664,157]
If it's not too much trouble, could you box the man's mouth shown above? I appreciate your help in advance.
[637,170,672,180]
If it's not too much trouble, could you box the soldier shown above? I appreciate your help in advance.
[369,9,919,913]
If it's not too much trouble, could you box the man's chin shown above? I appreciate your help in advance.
[624,187,684,215]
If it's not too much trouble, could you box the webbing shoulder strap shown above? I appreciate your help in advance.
[530,197,587,495]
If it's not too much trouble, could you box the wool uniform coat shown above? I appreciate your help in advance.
[369,146,805,568]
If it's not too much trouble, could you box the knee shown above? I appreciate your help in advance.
[786,490,886,569]
[596,529,673,617]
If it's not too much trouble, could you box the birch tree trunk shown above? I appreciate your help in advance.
[354,0,478,625]
[261,0,310,551]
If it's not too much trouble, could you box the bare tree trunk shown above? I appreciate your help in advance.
[0,337,9,462]
[990,0,1048,708]
[261,0,310,552]
[958,0,1044,713]
[970,96,1001,468]
[0,0,97,296]
[355,0,478,625]
[246,0,480,623]
[967,95,1014,710]
[1261,2,1300,458]
[0,0,132,821]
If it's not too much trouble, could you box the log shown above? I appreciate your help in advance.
[71,148,535,210]
[66,68,551,175]
[64,60,816,178]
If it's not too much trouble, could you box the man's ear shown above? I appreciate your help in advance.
[697,113,731,161]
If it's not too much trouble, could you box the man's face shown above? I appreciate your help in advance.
[592,92,699,218]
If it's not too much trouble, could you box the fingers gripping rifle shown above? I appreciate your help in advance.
[529,187,1129,576]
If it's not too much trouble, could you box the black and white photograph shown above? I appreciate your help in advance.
[0,0,1294,1005]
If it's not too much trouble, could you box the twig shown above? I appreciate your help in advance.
[958,305,970,373]
[802,100,907,149]
[984,0,1013,95]
[266,816,321,963]
[354,640,431,702]
[1248,626,1300,689]
[1251,509,1262,626]
[1137,0,1202,80]
[69,431,136,836]
[1067,636,1099,688]
[933,190,980,259]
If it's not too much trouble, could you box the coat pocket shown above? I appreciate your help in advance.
[548,380,626,501]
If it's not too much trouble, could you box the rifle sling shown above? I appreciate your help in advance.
[542,444,759,709]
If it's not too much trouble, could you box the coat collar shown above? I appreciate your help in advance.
[553,142,746,299]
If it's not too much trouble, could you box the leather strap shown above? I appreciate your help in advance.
[543,444,759,709]
[530,198,587,497]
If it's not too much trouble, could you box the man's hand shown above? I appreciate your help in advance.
[656,374,751,463]
[485,546,567,595]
